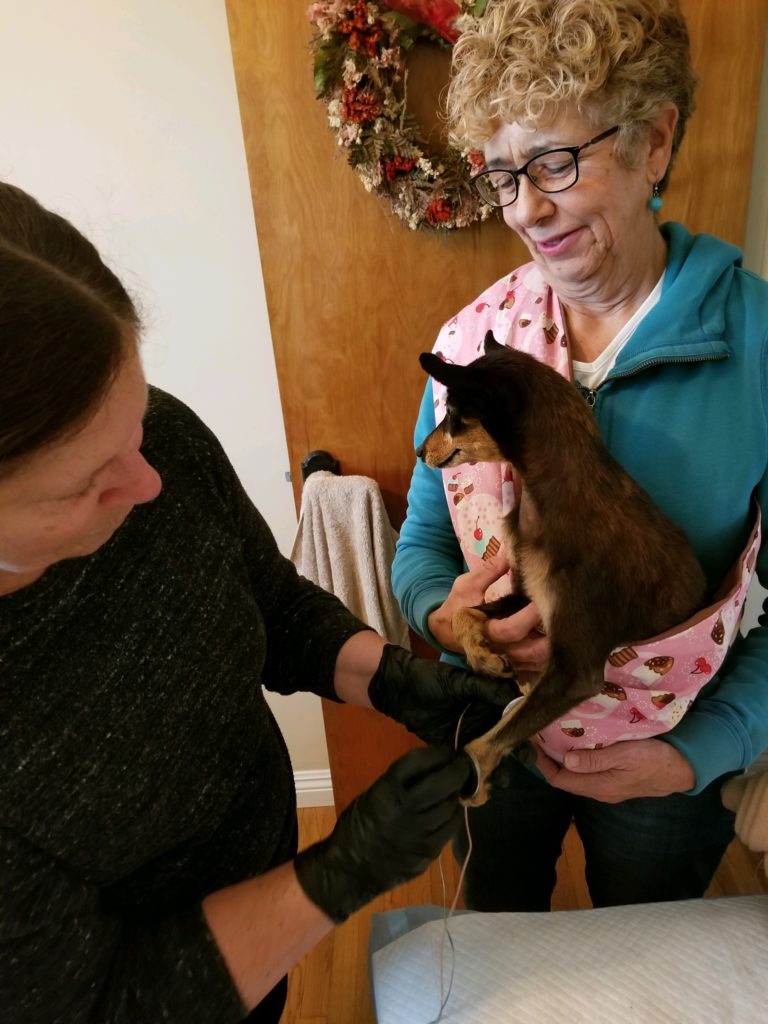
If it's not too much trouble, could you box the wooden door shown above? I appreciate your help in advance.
[226,0,767,813]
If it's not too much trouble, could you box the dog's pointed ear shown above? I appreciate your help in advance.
[483,330,505,354]
[419,352,470,389]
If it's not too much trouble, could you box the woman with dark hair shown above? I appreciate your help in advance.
[0,182,510,1023]
[393,0,768,911]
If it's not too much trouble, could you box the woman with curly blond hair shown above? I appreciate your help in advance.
[394,0,768,911]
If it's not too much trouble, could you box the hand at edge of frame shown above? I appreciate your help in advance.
[531,737,696,803]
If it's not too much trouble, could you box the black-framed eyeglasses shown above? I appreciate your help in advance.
[471,125,620,208]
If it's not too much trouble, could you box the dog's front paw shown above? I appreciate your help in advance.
[465,641,517,679]
[453,606,517,679]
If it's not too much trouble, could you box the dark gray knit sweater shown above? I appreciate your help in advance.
[0,389,367,1023]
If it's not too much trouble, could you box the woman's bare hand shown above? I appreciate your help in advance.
[427,557,549,686]
[485,602,550,686]
[531,738,696,802]
[426,558,510,653]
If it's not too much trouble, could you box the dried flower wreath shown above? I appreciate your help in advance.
[307,0,491,230]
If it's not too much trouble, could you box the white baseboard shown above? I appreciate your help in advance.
[295,769,335,808]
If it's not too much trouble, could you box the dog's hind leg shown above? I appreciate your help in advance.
[462,653,602,806]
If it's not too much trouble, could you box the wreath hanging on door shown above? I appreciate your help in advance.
[307,0,491,231]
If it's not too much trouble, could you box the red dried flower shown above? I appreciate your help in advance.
[383,155,417,182]
[425,197,453,225]
[339,0,384,57]
[341,86,382,124]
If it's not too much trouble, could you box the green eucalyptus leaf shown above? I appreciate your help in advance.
[312,37,344,96]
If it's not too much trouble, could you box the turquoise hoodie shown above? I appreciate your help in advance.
[392,222,768,794]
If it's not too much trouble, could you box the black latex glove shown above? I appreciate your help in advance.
[367,643,514,747]
[294,745,471,923]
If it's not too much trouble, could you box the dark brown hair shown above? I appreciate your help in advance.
[0,182,139,473]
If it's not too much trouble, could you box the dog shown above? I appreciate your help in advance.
[417,331,707,805]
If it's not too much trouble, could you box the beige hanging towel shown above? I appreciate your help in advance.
[291,471,410,649]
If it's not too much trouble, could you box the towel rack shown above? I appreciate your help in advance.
[301,449,340,481]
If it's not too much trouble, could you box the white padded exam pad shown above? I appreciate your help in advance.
[371,896,768,1023]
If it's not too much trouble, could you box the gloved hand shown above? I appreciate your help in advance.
[294,745,472,923]
[368,643,514,747]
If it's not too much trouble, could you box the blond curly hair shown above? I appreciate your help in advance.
[447,0,698,188]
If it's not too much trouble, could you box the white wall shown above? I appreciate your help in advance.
[0,0,330,778]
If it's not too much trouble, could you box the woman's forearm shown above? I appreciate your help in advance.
[202,860,334,1012]
[331,629,386,706]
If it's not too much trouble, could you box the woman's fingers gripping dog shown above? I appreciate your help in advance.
[485,602,550,686]
[427,558,510,653]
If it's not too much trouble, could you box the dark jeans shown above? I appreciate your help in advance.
[453,755,737,911]
[240,975,288,1023]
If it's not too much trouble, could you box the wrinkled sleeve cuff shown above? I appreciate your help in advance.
[662,710,751,794]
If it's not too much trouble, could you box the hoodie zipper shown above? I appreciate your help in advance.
[575,352,728,409]
[577,384,598,407]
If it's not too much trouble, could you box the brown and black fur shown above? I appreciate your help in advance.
[418,332,707,805]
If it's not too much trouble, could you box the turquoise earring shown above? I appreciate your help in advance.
[648,181,663,212]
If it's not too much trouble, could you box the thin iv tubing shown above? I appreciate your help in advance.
[427,705,475,1024]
